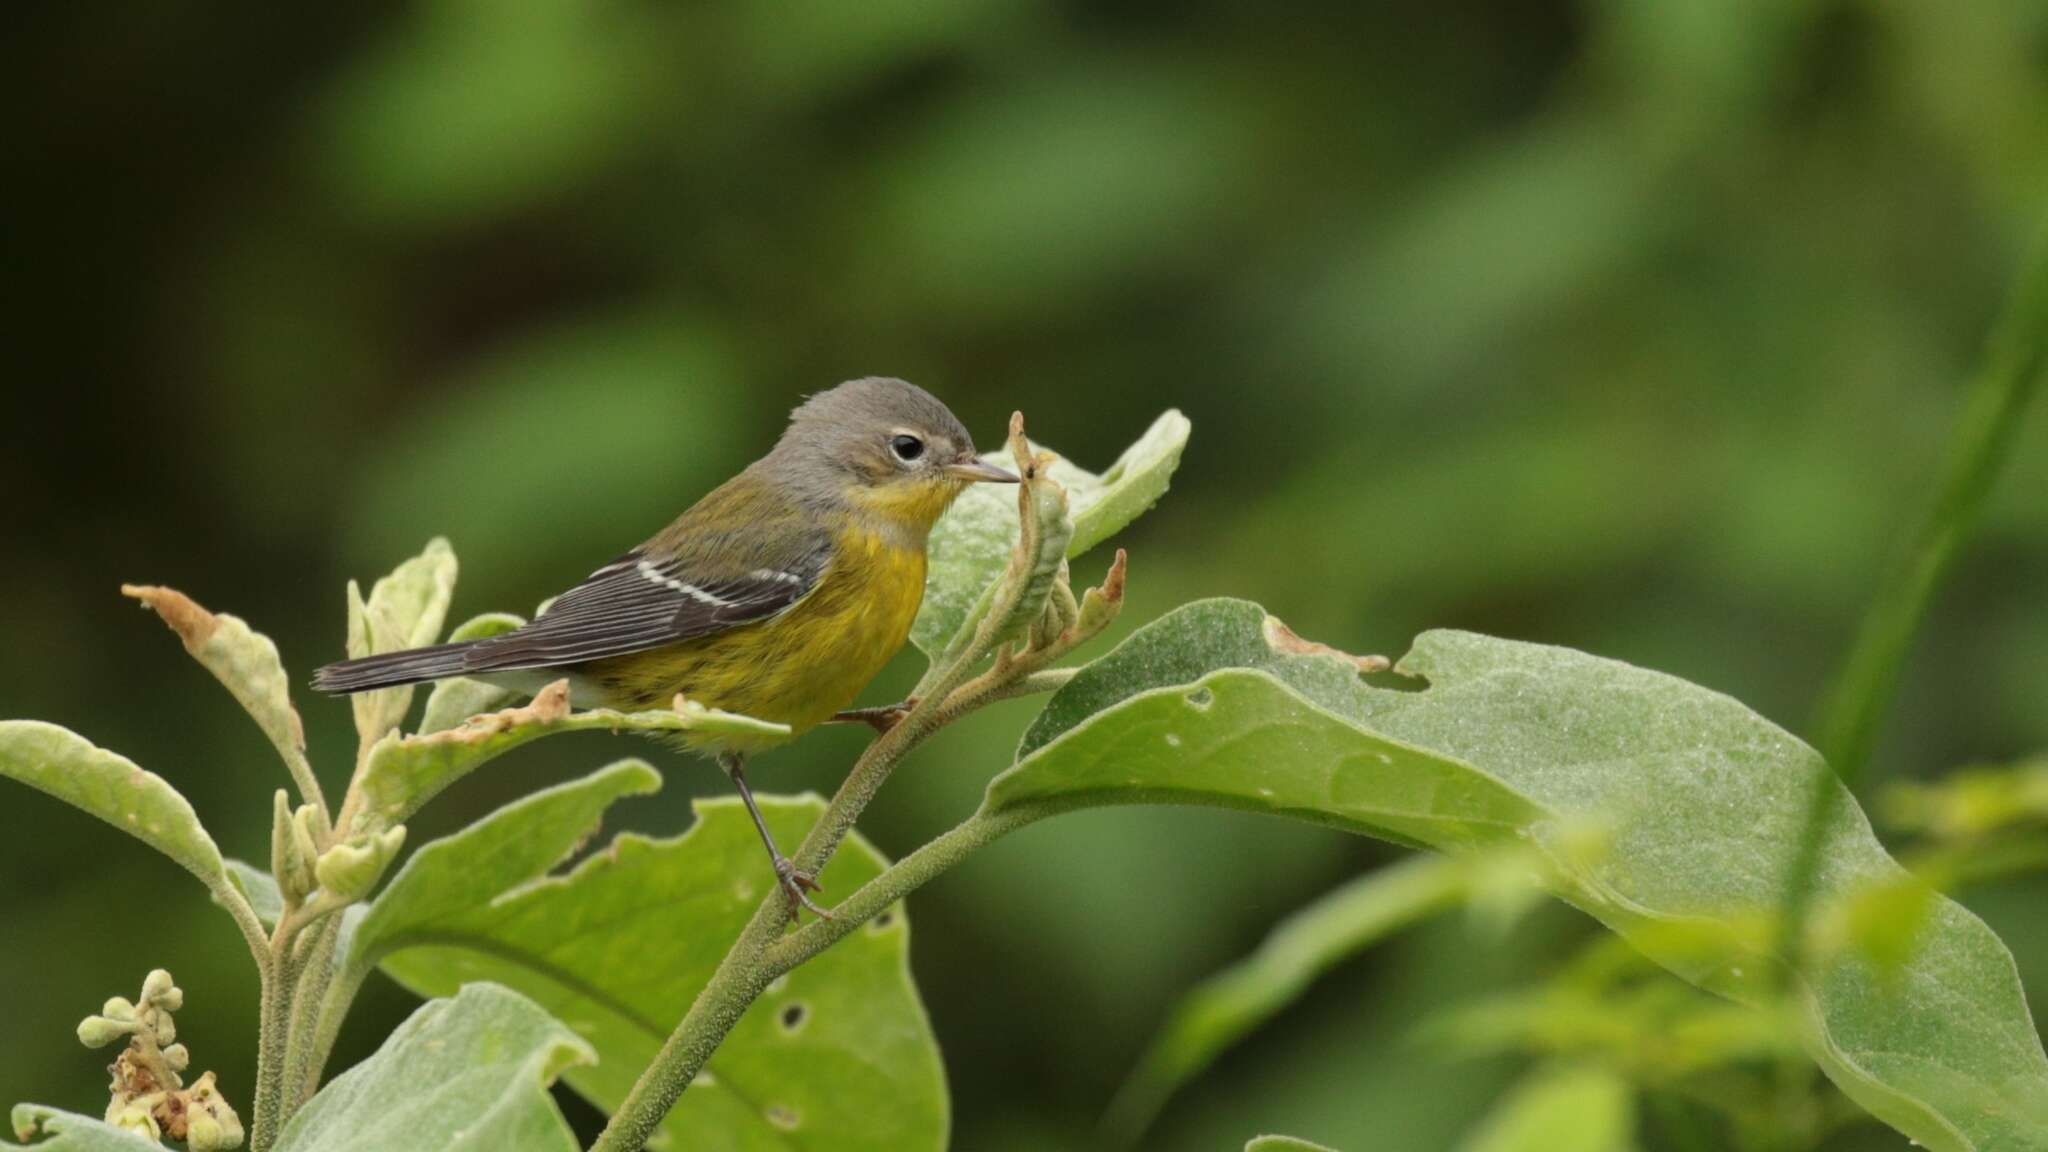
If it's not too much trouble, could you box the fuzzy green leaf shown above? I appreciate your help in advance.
[417,611,527,735]
[276,983,590,1152]
[912,409,1187,657]
[1456,1066,1636,1152]
[356,769,945,1150]
[122,585,311,794]
[993,599,2048,1152]
[1245,1138,1337,1152]
[0,721,226,891]
[5,1107,161,1151]
[351,681,787,833]
[348,538,460,745]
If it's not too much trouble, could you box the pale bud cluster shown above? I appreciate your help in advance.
[77,969,243,1150]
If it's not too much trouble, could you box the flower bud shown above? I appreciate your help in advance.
[100,997,136,1022]
[76,1015,131,1049]
[141,969,181,1011]
[162,1043,190,1071]
[314,826,406,901]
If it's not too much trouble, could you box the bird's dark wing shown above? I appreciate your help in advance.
[459,541,831,673]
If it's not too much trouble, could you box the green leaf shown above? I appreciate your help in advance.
[417,612,527,735]
[1246,1137,1337,1152]
[226,858,285,927]
[0,721,226,892]
[351,681,787,833]
[356,769,946,1150]
[276,983,591,1152]
[348,539,460,746]
[121,584,311,794]
[991,599,2048,1152]
[5,1107,161,1151]
[1102,856,1468,1146]
[912,409,1187,657]
[1456,1066,1636,1152]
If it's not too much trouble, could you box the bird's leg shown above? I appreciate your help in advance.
[829,697,920,734]
[721,753,831,920]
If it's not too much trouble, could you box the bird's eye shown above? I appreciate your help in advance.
[889,434,926,463]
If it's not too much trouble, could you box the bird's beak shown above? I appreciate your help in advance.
[945,457,1021,484]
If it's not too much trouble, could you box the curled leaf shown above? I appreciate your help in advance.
[913,409,1187,659]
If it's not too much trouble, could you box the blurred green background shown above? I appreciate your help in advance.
[5,2,2046,1148]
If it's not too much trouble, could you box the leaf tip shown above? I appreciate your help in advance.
[121,584,218,653]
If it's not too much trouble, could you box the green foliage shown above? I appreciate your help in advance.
[345,538,459,750]
[355,769,946,1150]
[1102,856,1470,1145]
[416,613,526,735]
[0,722,228,897]
[989,599,2048,1151]
[1245,1137,1337,1152]
[6,1109,160,1151]
[912,409,1187,657]
[274,984,590,1152]
[1455,1066,1636,1152]
[350,681,786,834]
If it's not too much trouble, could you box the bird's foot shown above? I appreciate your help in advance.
[775,856,832,920]
[830,697,919,734]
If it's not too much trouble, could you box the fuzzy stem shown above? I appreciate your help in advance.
[305,959,371,1095]
[764,806,1042,975]
[280,917,342,1109]
[249,932,299,1152]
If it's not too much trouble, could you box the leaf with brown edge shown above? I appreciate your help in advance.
[351,680,787,833]
[122,584,313,793]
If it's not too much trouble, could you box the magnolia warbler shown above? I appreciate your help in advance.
[313,378,1017,915]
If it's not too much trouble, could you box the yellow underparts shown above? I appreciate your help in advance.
[583,522,929,756]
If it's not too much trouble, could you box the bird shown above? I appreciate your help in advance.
[312,378,1018,916]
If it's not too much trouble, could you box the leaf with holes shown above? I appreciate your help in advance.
[913,409,1187,657]
[989,599,2048,1152]
[276,983,590,1152]
[346,764,945,1150]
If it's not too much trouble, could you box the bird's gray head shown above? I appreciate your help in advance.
[770,378,1017,525]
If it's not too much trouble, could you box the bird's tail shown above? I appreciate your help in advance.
[312,642,475,694]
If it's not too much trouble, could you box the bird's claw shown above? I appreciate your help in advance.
[774,857,832,920]
[830,698,919,734]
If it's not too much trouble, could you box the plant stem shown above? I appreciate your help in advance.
[280,918,341,1108]
[764,807,1041,975]
[1778,227,2048,960]
[249,932,299,1152]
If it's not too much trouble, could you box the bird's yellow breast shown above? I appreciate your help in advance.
[584,523,927,754]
